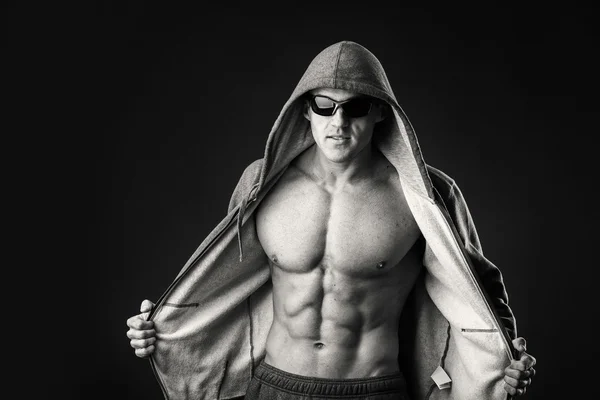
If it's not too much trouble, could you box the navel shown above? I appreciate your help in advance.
[314,342,325,349]
[271,255,278,264]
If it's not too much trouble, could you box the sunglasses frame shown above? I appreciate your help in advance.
[309,95,373,118]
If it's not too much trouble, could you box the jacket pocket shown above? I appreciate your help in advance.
[461,328,498,333]
[163,302,199,308]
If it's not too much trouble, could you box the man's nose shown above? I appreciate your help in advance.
[330,107,349,127]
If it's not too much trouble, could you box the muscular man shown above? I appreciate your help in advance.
[256,87,422,380]
[127,42,536,399]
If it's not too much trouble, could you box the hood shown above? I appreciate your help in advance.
[256,40,435,201]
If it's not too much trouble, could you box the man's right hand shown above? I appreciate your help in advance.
[126,299,156,358]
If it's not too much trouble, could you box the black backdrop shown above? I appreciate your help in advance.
[10,2,598,399]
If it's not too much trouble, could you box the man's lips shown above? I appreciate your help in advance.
[327,136,349,140]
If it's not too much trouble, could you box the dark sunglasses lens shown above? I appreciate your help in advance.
[310,96,373,117]
[341,98,372,117]
[311,96,336,116]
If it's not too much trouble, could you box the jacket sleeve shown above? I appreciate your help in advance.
[429,167,517,340]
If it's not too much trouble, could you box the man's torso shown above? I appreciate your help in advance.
[255,147,423,379]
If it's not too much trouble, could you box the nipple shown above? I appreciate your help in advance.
[377,261,386,269]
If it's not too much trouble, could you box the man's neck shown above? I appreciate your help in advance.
[309,143,376,191]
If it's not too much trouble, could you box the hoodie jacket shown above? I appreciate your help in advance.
[147,41,518,400]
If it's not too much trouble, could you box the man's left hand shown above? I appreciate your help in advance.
[504,337,536,396]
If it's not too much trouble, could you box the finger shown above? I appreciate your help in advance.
[130,337,157,349]
[512,337,527,353]
[126,316,154,330]
[504,383,518,396]
[510,356,536,371]
[126,313,152,327]
[504,367,529,380]
[520,353,537,370]
[504,375,519,388]
[126,328,156,340]
[140,299,155,313]
[529,367,536,377]
[504,374,530,388]
[135,345,155,358]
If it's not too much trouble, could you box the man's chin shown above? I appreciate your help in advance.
[321,149,357,164]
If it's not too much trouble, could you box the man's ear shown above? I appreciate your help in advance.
[303,100,311,121]
[374,103,387,123]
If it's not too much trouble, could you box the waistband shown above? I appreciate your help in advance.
[254,362,407,397]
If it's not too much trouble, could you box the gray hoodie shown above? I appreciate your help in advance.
[147,41,517,400]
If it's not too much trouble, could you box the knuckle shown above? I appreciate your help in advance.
[135,345,154,358]
[141,330,153,339]
[129,318,142,330]
[529,355,537,366]
[504,376,516,387]
[128,329,141,340]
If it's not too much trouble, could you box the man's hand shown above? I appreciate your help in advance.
[504,337,536,396]
[126,299,157,358]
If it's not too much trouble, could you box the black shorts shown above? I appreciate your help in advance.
[242,361,411,400]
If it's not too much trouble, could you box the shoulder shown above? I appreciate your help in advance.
[234,158,264,189]
[228,158,264,211]
[426,164,458,200]
[426,164,455,186]
[241,159,264,181]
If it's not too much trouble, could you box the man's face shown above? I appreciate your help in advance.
[304,88,385,164]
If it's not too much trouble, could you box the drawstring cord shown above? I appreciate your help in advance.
[236,183,259,263]
[237,198,248,262]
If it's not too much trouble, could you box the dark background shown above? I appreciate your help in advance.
[9,2,598,399]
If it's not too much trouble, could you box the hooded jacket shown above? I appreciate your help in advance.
[147,41,518,400]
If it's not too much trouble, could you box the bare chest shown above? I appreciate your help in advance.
[255,172,420,277]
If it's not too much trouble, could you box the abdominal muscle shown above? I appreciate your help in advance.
[264,254,419,378]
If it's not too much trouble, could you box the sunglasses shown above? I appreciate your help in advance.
[309,95,373,118]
